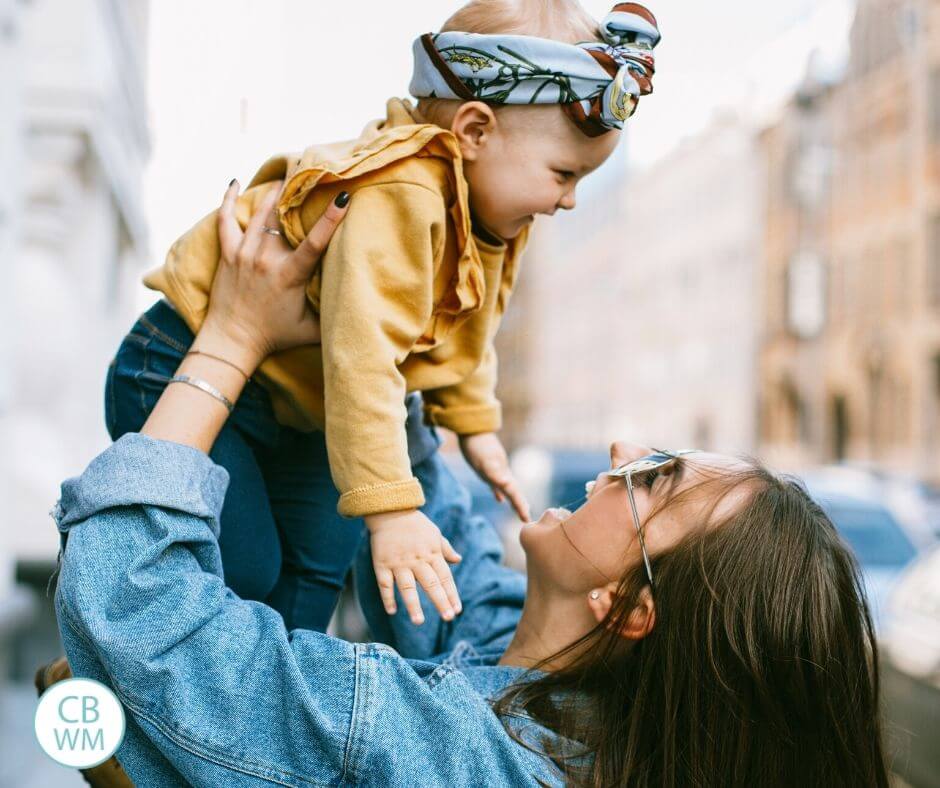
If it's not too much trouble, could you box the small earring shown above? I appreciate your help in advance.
[589,591,600,600]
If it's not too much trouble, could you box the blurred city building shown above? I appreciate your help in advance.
[497,116,762,455]
[496,142,630,452]
[759,0,940,480]
[502,0,940,486]
[0,0,150,597]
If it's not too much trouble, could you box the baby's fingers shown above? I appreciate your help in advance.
[375,566,396,615]
[499,476,530,522]
[394,567,425,625]
[432,554,463,615]
[441,537,462,565]
[414,563,456,621]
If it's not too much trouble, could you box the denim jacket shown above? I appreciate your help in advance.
[52,429,565,786]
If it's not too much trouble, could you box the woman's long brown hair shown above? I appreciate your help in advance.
[493,463,890,787]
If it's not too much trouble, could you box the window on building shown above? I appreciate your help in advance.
[781,378,809,445]
[930,67,940,141]
[893,238,913,314]
[831,395,850,461]
[786,252,827,338]
[929,216,940,305]
[867,364,885,454]
[830,257,843,325]
[929,353,940,456]
[892,378,911,445]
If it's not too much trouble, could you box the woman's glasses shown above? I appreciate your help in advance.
[585,450,697,591]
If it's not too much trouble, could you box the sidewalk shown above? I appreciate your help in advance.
[1,682,83,787]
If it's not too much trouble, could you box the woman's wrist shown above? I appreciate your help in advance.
[194,318,269,378]
[140,352,250,454]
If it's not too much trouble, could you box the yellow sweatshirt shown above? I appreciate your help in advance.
[143,98,529,517]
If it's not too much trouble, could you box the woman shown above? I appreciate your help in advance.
[50,183,890,786]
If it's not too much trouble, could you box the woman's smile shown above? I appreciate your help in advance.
[525,506,574,529]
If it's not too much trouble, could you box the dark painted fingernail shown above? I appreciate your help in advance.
[229,178,237,187]
[334,191,350,208]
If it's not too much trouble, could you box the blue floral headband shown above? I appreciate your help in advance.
[410,3,660,137]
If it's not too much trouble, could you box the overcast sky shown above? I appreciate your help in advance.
[142,0,853,271]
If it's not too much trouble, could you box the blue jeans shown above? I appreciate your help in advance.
[104,299,439,632]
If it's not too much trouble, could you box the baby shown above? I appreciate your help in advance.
[110,0,660,629]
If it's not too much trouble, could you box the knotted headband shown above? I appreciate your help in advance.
[409,3,660,137]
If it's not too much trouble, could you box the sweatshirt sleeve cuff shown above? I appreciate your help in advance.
[422,402,502,435]
[338,478,426,518]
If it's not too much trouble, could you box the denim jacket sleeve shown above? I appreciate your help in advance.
[53,433,549,786]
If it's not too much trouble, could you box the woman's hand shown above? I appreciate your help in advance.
[140,181,348,455]
[199,180,350,374]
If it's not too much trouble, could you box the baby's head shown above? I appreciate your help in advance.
[412,0,645,239]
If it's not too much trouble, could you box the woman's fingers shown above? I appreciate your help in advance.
[237,183,282,268]
[217,180,244,261]
[258,184,292,250]
[285,191,351,286]
[432,554,463,614]
[393,567,424,625]
[375,566,396,615]
[414,562,455,621]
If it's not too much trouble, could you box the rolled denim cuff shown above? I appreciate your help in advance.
[53,433,229,537]
[337,477,426,518]
[422,401,501,435]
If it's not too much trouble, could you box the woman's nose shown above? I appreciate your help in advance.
[609,441,653,468]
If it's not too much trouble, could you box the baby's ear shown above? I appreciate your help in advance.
[451,101,498,160]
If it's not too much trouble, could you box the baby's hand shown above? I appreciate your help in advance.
[458,432,531,522]
[365,509,462,625]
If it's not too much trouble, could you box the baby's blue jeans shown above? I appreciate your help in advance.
[104,299,439,632]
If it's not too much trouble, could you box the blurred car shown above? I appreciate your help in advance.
[879,545,940,788]
[500,447,611,571]
[804,483,920,628]
[511,446,611,517]
[801,465,940,549]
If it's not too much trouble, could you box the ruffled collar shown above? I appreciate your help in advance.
[271,97,499,321]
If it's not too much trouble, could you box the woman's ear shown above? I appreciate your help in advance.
[451,101,498,161]
[587,584,655,640]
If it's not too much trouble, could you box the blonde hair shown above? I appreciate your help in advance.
[415,0,601,127]
[439,0,599,41]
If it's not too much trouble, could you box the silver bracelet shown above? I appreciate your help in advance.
[169,374,235,414]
